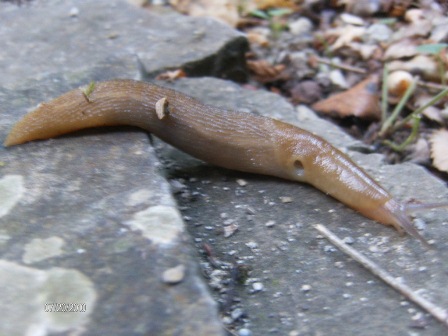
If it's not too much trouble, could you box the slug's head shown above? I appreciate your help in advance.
[369,199,427,245]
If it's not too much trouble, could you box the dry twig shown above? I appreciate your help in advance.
[314,224,448,329]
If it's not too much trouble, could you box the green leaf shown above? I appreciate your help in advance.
[416,43,448,55]
[250,9,269,19]
[377,18,397,25]
[267,8,293,17]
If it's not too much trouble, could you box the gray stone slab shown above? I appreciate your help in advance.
[159,78,448,336]
[0,0,248,87]
[1,1,233,335]
[0,75,224,335]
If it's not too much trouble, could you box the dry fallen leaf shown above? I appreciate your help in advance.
[246,29,270,47]
[429,129,448,172]
[169,0,240,27]
[312,74,381,119]
[156,69,187,81]
[247,59,286,83]
[254,0,297,10]
[289,80,322,104]
[415,94,445,124]
[384,39,418,60]
[387,70,414,98]
[391,8,432,40]
[407,138,430,164]
[388,55,443,82]
[327,25,366,51]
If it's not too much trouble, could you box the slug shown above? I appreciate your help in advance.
[4,79,445,245]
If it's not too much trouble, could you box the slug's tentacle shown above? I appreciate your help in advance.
[378,199,432,247]
[404,202,448,213]
[4,79,445,246]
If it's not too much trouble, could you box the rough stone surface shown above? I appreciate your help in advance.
[0,0,248,86]
[0,260,96,335]
[159,78,448,336]
[1,1,448,336]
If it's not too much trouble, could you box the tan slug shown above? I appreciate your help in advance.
[4,79,445,245]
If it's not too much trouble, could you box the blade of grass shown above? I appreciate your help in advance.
[381,64,389,124]
[392,86,448,132]
[383,115,421,152]
[379,77,417,137]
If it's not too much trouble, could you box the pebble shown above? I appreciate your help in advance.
[245,241,258,249]
[224,223,239,238]
[279,196,293,203]
[265,220,276,227]
[238,328,252,336]
[252,282,264,292]
[301,284,312,292]
[236,179,248,187]
[413,218,426,230]
[69,7,79,17]
[162,264,185,285]
[288,17,313,35]
[340,13,365,26]
[329,69,348,89]
[231,308,244,320]
[222,316,232,325]
[367,23,392,42]
[342,236,355,245]
[323,245,336,252]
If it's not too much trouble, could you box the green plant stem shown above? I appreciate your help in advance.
[436,54,447,86]
[392,86,448,132]
[379,77,417,137]
[381,64,389,124]
[383,115,421,151]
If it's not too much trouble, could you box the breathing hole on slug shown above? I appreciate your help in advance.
[293,160,305,177]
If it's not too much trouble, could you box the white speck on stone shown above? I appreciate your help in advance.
[289,17,313,35]
[340,13,365,26]
[329,69,348,89]
[0,260,96,335]
[68,7,79,17]
[239,328,252,336]
[0,175,25,218]
[224,223,239,238]
[236,179,248,187]
[126,189,152,207]
[245,241,258,249]
[342,236,355,245]
[222,316,233,325]
[23,236,65,264]
[125,205,183,245]
[279,196,293,203]
[231,308,243,320]
[265,220,276,227]
[252,282,264,292]
[162,264,185,285]
[367,23,392,42]
[334,261,344,268]
[301,284,312,292]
